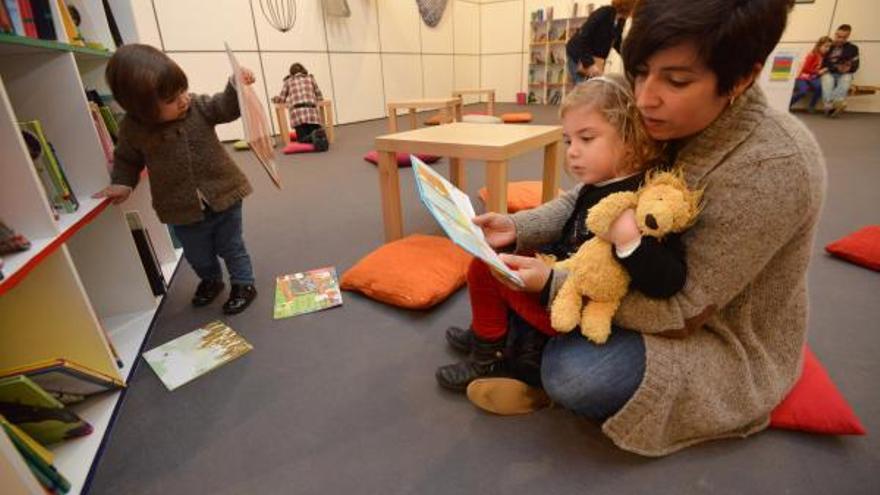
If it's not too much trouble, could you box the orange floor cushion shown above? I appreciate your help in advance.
[341,235,472,309]
[477,181,562,212]
[424,113,453,126]
[501,112,533,123]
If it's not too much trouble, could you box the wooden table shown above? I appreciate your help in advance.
[374,122,563,241]
[274,99,335,145]
[386,97,463,133]
[452,88,496,115]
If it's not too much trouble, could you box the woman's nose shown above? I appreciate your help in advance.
[636,75,661,109]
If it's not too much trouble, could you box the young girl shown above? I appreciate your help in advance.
[271,63,328,151]
[93,44,258,315]
[436,74,687,392]
[790,36,832,112]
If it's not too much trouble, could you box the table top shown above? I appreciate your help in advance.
[452,88,495,95]
[375,122,562,161]
[386,97,461,109]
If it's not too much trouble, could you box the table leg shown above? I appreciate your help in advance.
[388,107,399,133]
[453,101,463,122]
[488,92,495,116]
[485,160,509,214]
[378,150,403,241]
[275,104,291,145]
[449,157,466,191]
[542,140,560,203]
[409,108,417,130]
[324,102,335,143]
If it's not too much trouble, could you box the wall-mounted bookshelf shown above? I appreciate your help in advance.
[0,2,180,493]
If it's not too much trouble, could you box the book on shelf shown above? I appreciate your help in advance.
[143,320,253,391]
[274,267,342,319]
[0,415,71,494]
[0,1,13,33]
[89,101,114,166]
[0,359,125,400]
[411,156,525,288]
[0,220,31,255]
[125,211,167,296]
[19,120,79,215]
[13,0,40,38]
[30,0,58,40]
[55,0,82,45]
[0,375,92,445]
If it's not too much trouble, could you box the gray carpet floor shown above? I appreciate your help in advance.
[87,103,880,494]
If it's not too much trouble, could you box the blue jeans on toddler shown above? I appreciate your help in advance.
[541,327,646,421]
[790,78,822,110]
[171,201,255,285]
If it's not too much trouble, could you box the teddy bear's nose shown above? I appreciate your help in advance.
[645,214,658,229]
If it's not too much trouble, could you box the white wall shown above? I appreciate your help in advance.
[113,0,480,139]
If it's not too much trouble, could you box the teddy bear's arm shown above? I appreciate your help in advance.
[585,191,639,236]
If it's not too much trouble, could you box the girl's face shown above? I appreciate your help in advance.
[157,90,190,122]
[562,104,627,185]
[631,42,729,141]
[819,41,832,55]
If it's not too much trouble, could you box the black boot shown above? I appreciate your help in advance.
[445,326,475,354]
[192,279,224,307]
[435,336,506,391]
[311,128,329,151]
[508,327,549,388]
[223,284,257,314]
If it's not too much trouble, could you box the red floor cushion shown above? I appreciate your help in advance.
[363,150,441,167]
[501,112,533,123]
[769,345,866,435]
[341,235,472,309]
[288,130,297,140]
[283,142,316,154]
[825,225,880,271]
[477,181,562,212]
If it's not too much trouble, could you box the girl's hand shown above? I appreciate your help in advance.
[472,213,516,249]
[240,67,256,85]
[598,208,641,248]
[495,254,552,293]
[92,184,132,205]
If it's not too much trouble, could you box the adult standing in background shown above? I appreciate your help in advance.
[565,0,635,84]
[820,24,860,117]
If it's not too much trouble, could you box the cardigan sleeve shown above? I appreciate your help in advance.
[192,80,240,125]
[613,154,815,335]
[510,184,583,253]
[110,119,145,189]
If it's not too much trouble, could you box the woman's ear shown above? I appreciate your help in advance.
[731,62,764,100]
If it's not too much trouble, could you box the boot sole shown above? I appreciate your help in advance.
[466,378,551,415]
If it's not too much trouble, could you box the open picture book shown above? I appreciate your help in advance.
[411,156,524,288]
[225,42,281,189]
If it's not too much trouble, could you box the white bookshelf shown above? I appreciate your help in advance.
[0,2,180,493]
[527,15,589,105]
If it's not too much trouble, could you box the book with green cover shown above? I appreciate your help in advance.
[273,267,342,319]
[143,321,253,391]
[0,375,92,445]
[1,415,70,493]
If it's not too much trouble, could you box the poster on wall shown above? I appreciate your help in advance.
[770,54,795,81]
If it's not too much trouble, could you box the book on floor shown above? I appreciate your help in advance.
[411,156,525,288]
[274,266,343,319]
[142,320,253,391]
[0,375,92,445]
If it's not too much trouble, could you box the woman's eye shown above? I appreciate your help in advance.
[669,79,691,88]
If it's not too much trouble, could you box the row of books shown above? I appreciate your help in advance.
[0,0,90,48]
[86,89,119,167]
[20,119,79,217]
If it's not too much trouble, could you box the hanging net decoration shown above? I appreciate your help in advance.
[416,0,448,28]
[259,0,297,33]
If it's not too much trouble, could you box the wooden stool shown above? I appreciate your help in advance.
[273,99,336,145]
[386,97,463,133]
[452,88,496,115]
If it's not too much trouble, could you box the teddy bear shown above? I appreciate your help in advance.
[549,168,703,344]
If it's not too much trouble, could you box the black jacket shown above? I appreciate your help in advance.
[822,42,860,74]
[565,6,625,68]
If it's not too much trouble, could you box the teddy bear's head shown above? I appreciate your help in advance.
[635,169,703,238]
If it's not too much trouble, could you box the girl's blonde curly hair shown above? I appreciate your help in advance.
[559,74,661,176]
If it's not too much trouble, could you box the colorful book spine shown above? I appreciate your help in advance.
[55,0,82,45]
[17,0,38,38]
[89,102,114,166]
[3,1,24,34]
[28,0,56,40]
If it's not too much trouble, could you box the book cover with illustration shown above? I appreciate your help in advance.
[274,267,342,319]
[142,321,253,391]
[0,375,92,445]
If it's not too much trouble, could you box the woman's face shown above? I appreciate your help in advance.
[632,42,729,141]
[819,41,832,55]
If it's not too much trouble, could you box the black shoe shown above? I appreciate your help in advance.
[311,128,329,152]
[436,337,507,391]
[192,279,224,307]
[223,284,257,314]
[445,326,475,354]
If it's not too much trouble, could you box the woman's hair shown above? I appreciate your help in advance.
[813,35,832,53]
[105,44,188,124]
[560,74,661,175]
[289,63,308,77]
[610,0,637,16]
[623,0,794,96]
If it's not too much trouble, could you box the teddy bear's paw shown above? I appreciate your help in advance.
[580,313,612,344]
[551,310,579,333]
[580,324,611,344]
[585,191,638,236]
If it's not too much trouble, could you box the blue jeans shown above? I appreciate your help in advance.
[171,201,255,285]
[790,78,822,109]
[567,57,587,85]
[541,328,646,421]
[820,72,853,105]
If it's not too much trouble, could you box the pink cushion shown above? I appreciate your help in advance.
[363,150,441,167]
[825,225,880,271]
[283,142,316,154]
[769,345,866,435]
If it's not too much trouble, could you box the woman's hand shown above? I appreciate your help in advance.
[472,213,516,249]
[598,208,641,249]
[92,185,132,205]
[492,254,551,293]
[239,67,256,85]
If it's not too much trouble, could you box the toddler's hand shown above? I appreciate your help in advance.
[598,208,641,248]
[472,213,516,249]
[240,67,256,85]
[496,254,551,293]
[92,184,132,205]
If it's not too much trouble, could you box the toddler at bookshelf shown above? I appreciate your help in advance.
[436,74,687,392]
[93,44,258,315]
[271,63,328,151]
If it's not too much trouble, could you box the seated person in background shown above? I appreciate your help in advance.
[790,36,831,112]
[820,24,860,117]
[272,63,329,151]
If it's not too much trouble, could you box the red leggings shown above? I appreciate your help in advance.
[467,259,557,341]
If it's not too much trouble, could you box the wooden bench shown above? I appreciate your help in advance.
[386,97,463,133]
